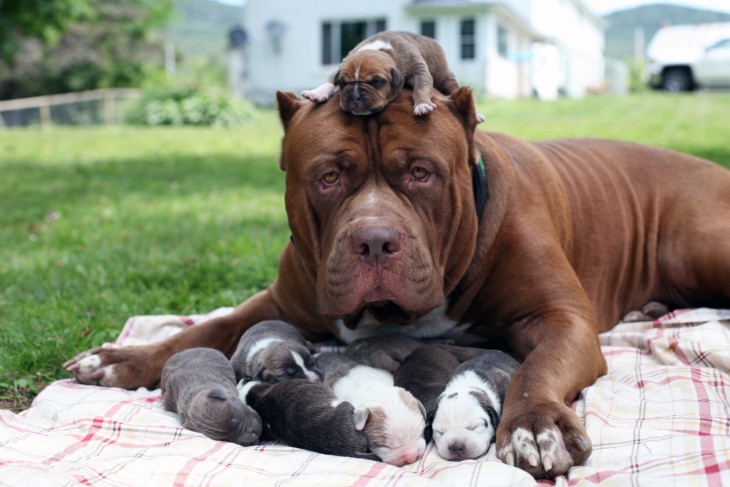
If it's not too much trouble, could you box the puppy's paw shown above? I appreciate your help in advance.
[64,345,162,389]
[301,83,336,103]
[476,113,486,123]
[496,401,591,479]
[413,101,437,116]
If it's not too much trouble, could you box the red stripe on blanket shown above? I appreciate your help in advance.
[691,366,721,483]
[351,462,387,486]
[173,441,228,486]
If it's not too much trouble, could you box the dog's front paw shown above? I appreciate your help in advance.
[413,101,437,116]
[64,345,162,389]
[496,401,591,479]
[301,83,336,103]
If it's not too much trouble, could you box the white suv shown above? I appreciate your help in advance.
[647,23,730,92]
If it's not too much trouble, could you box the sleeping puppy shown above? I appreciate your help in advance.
[316,352,427,466]
[239,379,378,461]
[344,334,423,374]
[302,31,482,120]
[393,344,461,442]
[230,320,322,383]
[161,347,262,446]
[431,350,520,461]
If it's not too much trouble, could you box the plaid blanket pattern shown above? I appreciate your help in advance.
[1,308,729,486]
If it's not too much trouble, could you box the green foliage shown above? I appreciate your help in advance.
[0,0,175,100]
[0,0,94,61]
[125,86,254,126]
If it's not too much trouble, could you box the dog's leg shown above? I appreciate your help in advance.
[495,314,606,479]
[301,82,337,103]
[64,289,283,389]
[409,64,437,116]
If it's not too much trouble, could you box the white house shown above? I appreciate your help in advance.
[239,0,605,105]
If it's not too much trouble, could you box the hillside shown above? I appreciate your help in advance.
[604,4,730,60]
[167,0,243,61]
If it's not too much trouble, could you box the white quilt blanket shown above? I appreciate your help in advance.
[2,308,730,486]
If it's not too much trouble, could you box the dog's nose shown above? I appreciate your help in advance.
[448,441,465,456]
[351,226,401,266]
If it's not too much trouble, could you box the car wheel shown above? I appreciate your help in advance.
[662,69,692,92]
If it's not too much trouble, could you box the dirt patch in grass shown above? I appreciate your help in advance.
[0,394,34,413]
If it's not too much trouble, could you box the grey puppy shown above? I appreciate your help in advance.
[344,333,422,374]
[230,320,322,383]
[161,347,262,446]
[239,379,378,461]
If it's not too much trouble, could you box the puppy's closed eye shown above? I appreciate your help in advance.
[369,77,386,89]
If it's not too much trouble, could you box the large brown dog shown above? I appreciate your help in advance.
[65,88,730,478]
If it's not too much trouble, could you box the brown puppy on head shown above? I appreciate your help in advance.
[302,31,483,121]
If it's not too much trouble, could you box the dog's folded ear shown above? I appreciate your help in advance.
[353,407,370,431]
[446,87,478,166]
[207,385,229,401]
[390,68,405,91]
[276,91,306,132]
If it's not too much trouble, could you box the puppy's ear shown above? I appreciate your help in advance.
[253,366,267,382]
[485,405,500,430]
[417,400,427,420]
[207,386,228,401]
[332,70,343,88]
[353,408,370,431]
[276,90,306,132]
[446,87,478,166]
[390,68,405,90]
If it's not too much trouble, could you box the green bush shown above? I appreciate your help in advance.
[125,87,253,127]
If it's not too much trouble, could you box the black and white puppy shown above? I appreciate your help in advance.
[230,320,322,383]
[345,334,423,374]
[161,347,262,446]
[316,352,427,467]
[431,350,520,461]
[393,344,461,442]
[239,379,378,461]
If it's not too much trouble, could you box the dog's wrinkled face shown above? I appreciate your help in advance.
[334,50,404,115]
[276,88,479,334]
[431,371,501,460]
[256,343,323,383]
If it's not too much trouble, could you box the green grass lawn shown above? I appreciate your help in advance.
[2,92,729,411]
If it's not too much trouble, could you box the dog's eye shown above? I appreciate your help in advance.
[411,167,429,180]
[433,430,443,437]
[322,171,339,184]
[369,77,385,88]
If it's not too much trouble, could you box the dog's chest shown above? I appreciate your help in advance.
[334,301,471,344]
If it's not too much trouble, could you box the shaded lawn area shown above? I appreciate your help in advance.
[1,92,729,411]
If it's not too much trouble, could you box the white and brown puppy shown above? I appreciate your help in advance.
[393,344,461,442]
[344,333,423,374]
[161,347,262,446]
[431,350,520,461]
[302,31,480,119]
[239,379,379,461]
[316,352,427,466]
[230,320,322,383]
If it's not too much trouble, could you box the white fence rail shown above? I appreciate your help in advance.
[0,88,142,128]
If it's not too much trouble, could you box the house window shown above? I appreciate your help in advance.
[321,19,387,65]
[460,18,476,60]
[420,20,436,39]
[497,25,509,58]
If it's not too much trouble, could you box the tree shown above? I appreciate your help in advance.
[0,0,93,62]
[0,0,175,100]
